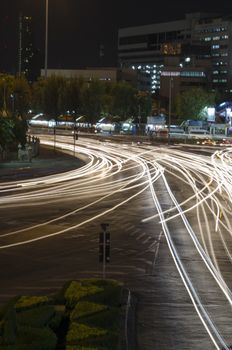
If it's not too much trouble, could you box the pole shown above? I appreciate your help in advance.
[100,223,109,279]
[73,123,76,157]
[11,94,14,116]
[3,82,6,112]
[138,104,141,135]
[168,77,173,145]
[44,0,48,78]
[103,229,106,279]
[54,122,56,153]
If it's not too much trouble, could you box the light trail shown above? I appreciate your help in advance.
[0,135,231,348]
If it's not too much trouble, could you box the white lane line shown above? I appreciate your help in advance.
[152,231,163,272]
[136,232,147,240]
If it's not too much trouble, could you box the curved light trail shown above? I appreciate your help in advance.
[0,134,231,349]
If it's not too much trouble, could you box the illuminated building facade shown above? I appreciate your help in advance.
[193,16,232,93]
[118,13,232,94]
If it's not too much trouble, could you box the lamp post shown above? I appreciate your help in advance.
[138,104,141,136]
[2,79,7,117]
[10,94,15,116]
[168,77,173,145]
[44,0,48,78]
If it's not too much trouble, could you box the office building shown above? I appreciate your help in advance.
[18,14,35,81]
[193,15,232,92]
[118,13,232,94]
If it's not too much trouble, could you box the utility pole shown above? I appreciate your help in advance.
[44,0,48,78]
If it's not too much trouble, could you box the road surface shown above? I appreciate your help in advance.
[0,135,231,349]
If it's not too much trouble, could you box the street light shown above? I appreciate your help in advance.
[168,77,173,145]
[44,0,48,78]
[2,79,7,117]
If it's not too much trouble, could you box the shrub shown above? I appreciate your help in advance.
[80,308,120,331]
[15,296,49,311]
[64,282,103,308]
[16,305,55,328]
[0,320,4,337]
[17,326,57,350]
[66,346,101,350]
[79,279,121,288]
[70,302,107,321]
[48,305,66,331]
[2,307,17,345]
[66,323,107,344]
[0,297,20,321]
[76,332,119,350]
[86,285,122,307]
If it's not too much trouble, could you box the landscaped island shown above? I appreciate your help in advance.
[0,279,126,350]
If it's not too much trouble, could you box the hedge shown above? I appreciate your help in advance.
[70,302,107,321]
[16,305,55,328]
[85,285,122,307]
[79,308,121,331]
[1,307,17,345]
[48,305,66,331]
[17,326,57,350]
[64,282,103,308]
[0,279,124,350]
[66,323,107,344]
[66,346,102,350]
[15,296,49,311]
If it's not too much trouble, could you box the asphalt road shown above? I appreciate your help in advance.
[0,136,231,350]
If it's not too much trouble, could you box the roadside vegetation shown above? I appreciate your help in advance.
[0,279,125,350]
[0,72,226,158]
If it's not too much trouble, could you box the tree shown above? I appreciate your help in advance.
[43,75,66,117]
[61,77,85,117]
[0,117,15,152]
[0,74,15,116]
[135,91,152,122]
[82,80,105,123]
[111,82,137,119]
[174,87,215,121]
[32,77,47,113]
[12,77,31,117]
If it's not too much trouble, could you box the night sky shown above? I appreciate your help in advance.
[0,0,231,74]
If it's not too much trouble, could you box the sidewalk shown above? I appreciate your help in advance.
[0,146,83,182]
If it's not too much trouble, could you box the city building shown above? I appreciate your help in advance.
[40,67,150,90]
[118,12,232,94]
[193,15,232,93]
[160,47,212,100]
[18,14,36,81]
